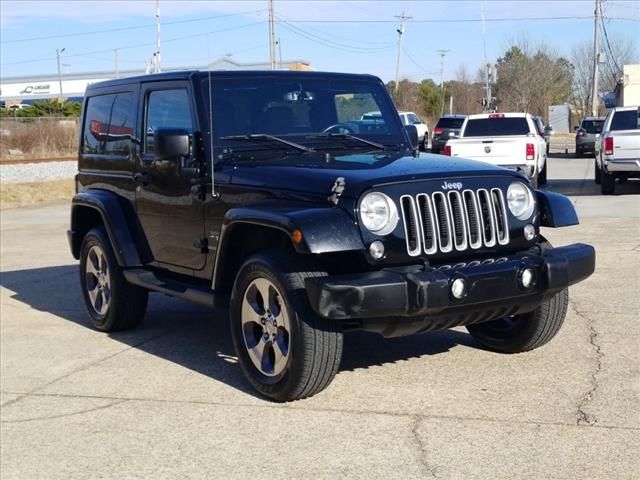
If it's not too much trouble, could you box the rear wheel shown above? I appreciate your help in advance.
[574,147,582,158]
[601,171,615,195]
[538,161,547,185]
[230,251,343,401]
[79,227,148,332]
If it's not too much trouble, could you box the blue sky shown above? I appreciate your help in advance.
[1,0,638,82]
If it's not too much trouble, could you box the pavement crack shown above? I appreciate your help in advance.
[571,302,603,426]
[410,416,439,479]
[1,399,128,424]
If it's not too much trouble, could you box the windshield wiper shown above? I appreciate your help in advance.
[220,134,314,153]
[307,133,385,151]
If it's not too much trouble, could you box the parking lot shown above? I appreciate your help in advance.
[1,154,638,479]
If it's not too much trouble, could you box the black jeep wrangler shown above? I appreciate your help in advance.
[68,70,595,401]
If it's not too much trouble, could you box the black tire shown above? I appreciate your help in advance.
[594,158,602,184]
[574,147,582,158]
[601,171,615,195]
[79,227,148,332]
[538,160,548,185]
[229,251,343,402]
[467,288,568,353]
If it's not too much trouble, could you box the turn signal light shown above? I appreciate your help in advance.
[433,128,443,134]
[525,143,535,160]
[604,136,614,155]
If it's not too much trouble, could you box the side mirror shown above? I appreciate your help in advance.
[153,128,190,162]
[404,124,419,150]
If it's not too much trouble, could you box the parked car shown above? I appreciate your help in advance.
[443,112,548,185]
[431,114,467,154]
[575,116,605,158]
[398,111,429,151]
[67,70,595,401]
[595,106,640,194]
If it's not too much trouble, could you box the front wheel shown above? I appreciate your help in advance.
[229,251,343,401]
[467,288,568,353]
[594,158,602,184]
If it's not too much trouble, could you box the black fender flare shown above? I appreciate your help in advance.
[212,206,364,290]
[69,190,143,267]
[536,190,579,227]
[220,206,364,254]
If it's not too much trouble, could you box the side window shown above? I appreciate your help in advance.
[408,113,421,124]
[82,93,134,155]
[145,89,193,153]
[82,95,113,154]
[105,93,134,154]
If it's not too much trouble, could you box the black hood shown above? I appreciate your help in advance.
[229,151,526,198]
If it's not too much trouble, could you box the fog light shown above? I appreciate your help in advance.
[520,268,535,288]
[369,240,385,260]
[451,278,466,299]
[524,224,536,241]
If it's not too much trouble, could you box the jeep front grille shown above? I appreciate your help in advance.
[400,189,509,256]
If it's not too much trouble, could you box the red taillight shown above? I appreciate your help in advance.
[526,143,535,160]
[604,136,614,155]
[577,129,585,136]
[489,113,505,119]
[434,128,443,134]
[443,145,452,156]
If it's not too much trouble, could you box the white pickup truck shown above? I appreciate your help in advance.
[595,106,640,195]
[443,113,547,185]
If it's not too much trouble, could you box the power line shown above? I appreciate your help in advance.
[2,10,266,44]
[1,21,265,67]
[276,15,600,24]
[600,5,623,75]
[276,17,395,52]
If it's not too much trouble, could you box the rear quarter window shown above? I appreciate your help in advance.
[82,92,135,155]
[436,117,465,129]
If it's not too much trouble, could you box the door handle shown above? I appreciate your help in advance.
[133,173,151,186]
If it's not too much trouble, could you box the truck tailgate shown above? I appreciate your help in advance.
[611,130,640,160]
[450,137,528,165]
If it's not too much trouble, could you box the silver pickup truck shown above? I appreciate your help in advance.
[595,106,640,195]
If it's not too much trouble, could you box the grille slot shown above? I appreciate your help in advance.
[400,195,421,256]
[399,188,510,256]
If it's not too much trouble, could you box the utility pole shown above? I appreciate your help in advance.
[277,38,282,69]
[437,49,450,117]
[268,0,277,70]
[56,47,65,103]
[591,0,601,116]
[155,0,161,72]
[481,5,492,113]
[114,48,120,78]
[393,12,412,98]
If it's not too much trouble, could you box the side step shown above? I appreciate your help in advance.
[123,268,216,308]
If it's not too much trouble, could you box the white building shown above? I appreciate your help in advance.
[1,57,312,104]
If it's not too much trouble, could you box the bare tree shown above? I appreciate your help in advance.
[571,37,637,115]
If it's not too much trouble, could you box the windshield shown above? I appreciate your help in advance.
[205,76,403,153]
[581,119,604,133]
[464,117,530,137]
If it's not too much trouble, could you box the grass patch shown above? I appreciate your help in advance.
[1,178,75,210]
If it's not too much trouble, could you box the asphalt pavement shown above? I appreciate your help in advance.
[1,154,639,479]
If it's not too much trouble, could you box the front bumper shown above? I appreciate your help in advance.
[306,243,595,321]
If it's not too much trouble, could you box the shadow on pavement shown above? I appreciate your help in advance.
[0,265,474,396]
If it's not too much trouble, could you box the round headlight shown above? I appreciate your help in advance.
[507,182,535,220]
[359,192,398,235]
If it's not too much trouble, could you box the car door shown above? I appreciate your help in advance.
[134,81,206,271]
